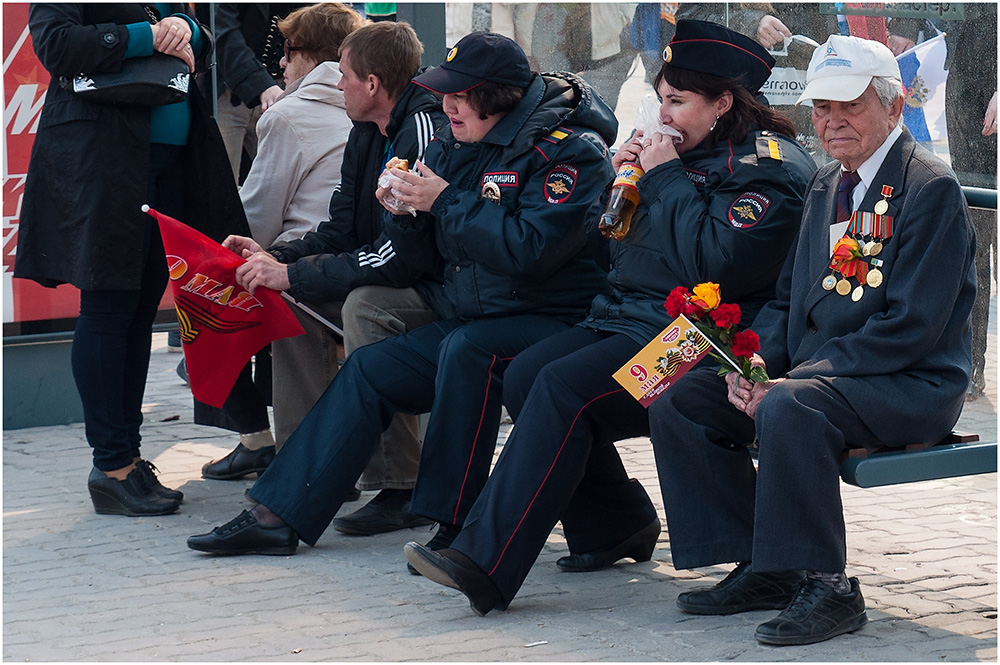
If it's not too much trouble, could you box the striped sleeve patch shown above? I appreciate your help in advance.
[357,239,397,268]
[413,111,435,163]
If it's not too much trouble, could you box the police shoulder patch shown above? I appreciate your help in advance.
[544,164,578,203]
[728,192,771,229]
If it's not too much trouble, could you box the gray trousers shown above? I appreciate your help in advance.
[215,88,262,183]
[271,285,438,489]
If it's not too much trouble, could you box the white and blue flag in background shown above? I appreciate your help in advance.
[896,32,949,143]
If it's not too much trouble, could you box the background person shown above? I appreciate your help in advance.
[199,2,363,481]
[212,20,446,533]
[197,3,306,181]
[15,4,248,516]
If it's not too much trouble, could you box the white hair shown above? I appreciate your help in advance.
[871,75,904,107]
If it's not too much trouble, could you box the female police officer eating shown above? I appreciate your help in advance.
[187,32,617,557]
[404,20,818,616]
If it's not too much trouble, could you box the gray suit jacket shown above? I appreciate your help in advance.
[752,129,976,445]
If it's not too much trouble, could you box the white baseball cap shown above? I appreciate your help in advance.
[796,35,900,105]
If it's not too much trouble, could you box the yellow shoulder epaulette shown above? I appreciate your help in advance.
[755,131,784,162]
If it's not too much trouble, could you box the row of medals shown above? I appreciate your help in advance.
[822,198,891,303]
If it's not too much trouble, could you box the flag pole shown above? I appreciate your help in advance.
[280,292,344,340]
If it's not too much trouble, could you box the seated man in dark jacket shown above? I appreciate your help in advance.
[651,35,975,646]
[187,32,615,557]
[214,21,447,533]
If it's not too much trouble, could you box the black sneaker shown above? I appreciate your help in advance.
[755,577,868,646]
[187,509,298,556]
[676,562,804,615]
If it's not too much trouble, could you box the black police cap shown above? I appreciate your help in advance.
[413,31,532,95]
[663,20,775,93]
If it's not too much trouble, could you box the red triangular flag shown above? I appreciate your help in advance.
[145,206,304,407]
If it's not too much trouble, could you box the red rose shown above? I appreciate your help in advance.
[710,303,741,329]
[664,286,690,318]
[731,329,760,359]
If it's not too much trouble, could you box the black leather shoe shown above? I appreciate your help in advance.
[676,562,805,615]
[755,577,868,645]
[134,459,183,502]
[404,543,505,616]
[187,510,298,555]
[201,443,275,480]
[331,489,432,535]
[408,522,462,575]
[87,467,180,516]
[556,518,660,572]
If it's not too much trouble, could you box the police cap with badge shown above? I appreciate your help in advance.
[662,19,775,94]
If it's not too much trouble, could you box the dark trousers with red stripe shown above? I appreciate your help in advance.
[450,327,659,604]
[251,314,570,546]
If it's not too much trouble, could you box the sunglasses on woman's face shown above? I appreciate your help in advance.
[284,38,304,59]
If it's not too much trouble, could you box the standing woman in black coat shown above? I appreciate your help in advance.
[15,4,249,516]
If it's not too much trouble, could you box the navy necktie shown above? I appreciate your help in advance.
[836,170,861,223]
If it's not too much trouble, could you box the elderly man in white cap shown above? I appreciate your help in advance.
[647,34,976,645]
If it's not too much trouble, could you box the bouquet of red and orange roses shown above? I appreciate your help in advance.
[664,282,770,383]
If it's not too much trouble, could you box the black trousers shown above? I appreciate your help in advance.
[450,327,658,604]
[250,314,571,546]
[648,366,883,574]
[72,144,177,471]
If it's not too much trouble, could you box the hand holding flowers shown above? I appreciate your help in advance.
[664,282,770,383]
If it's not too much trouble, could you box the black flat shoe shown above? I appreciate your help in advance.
[404,543,506,616]
[676,562,805,615]
[556,518,660,572]
[755,577,868,646]
[202,443,275,480]
[187,510,298,555]
[407,522,462,575]
[87,467,180,516]
[134,459,183,501]
[332,489,432,536]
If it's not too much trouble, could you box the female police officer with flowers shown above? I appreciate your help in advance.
[404,20,818,616]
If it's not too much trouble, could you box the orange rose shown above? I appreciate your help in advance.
[691,282,721,310]
[832,237,860,261]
